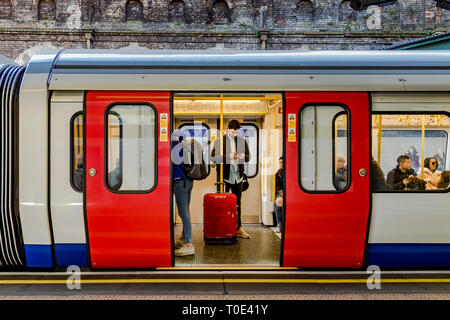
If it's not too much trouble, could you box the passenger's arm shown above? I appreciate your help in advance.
[387,171,405,190]
[210,138,225,164]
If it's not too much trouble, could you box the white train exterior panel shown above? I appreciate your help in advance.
[50,91,85,244]
[368,92,450,244]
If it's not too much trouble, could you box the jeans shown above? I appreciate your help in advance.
[225,181,243,230]
[173,178,193,243]
[274,192,283,230]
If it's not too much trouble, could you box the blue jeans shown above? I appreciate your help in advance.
[274,192,283,228]
[173,178,193,243]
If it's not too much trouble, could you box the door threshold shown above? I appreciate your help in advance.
[160,265,295,270]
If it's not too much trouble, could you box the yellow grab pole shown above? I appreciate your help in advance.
[272,105,277,202]
[334,118,338,173]
[220,94,224,193]
[421,115,425,179]
[377,115,382,165]
[262,156,266,195]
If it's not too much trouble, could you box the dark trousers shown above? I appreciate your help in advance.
[225,181,243,230]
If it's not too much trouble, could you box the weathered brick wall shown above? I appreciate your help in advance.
[0,0,448,64]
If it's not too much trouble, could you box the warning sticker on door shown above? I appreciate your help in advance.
[288,113,296,129]
[160,127,168,142]
[288,128,296,142]
[160,113,168,129]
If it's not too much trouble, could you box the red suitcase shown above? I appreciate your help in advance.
[203,192,237,244]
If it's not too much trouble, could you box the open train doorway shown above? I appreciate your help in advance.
[172,93,283,267]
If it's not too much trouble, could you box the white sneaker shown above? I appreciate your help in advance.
[175,245,195,257]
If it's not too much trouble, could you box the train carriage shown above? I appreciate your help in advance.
[0,50,449,270]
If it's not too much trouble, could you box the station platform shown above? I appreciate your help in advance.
[1,270,450,299]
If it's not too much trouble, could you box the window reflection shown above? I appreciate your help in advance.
[372,114,450,192]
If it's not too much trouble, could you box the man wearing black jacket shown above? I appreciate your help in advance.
[386,155,418,190]
[211,120,251,239]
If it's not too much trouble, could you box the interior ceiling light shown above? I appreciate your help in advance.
[350,0,398,10]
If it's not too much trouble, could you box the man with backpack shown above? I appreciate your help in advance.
[171,128,209,256]
[171,129,195,256]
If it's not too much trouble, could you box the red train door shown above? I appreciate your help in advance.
[85,91,171,268]
[283,92,370,268]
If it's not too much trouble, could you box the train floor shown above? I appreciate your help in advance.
[174,224,281,267]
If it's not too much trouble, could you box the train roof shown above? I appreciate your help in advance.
[24,49,450,91]
[0,54,16,66]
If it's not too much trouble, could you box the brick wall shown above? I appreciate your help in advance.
[0,0,448,64]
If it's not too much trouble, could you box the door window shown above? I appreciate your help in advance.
[299,105,350,192]
[106,104,157,192]
[71,112,83,192]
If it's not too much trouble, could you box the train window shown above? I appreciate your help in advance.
[239,124,259,178]
[71,112,83,192]
[179,122,211,176]
[106,104,157,193]
[333,112,348,191]
[372,114,450,192]
[107,112,123,191]
[299,105,350,192]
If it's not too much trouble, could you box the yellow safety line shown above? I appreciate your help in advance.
[220,94,224,193]
[420,115,425,179]
[1,279,450,285]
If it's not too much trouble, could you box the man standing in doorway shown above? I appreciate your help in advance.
[211,120,251,239]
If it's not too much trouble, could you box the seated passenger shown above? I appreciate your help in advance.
[387,155,424,191]
[418,157,441,190]
[334,156,347,190]
[438,171,450,189]
[371,157,391,191]
[74,154,84,190]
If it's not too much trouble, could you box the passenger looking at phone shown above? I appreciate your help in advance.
[211,120,251,239]
[172,129,195,256]
[387,155,424,191]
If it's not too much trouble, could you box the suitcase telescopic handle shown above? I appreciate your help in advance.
[215,182,225,193]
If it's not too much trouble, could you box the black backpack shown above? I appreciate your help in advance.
[182,139,208,180]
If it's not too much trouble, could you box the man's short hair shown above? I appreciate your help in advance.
[228,120,241,130]
[397,155,410,165]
